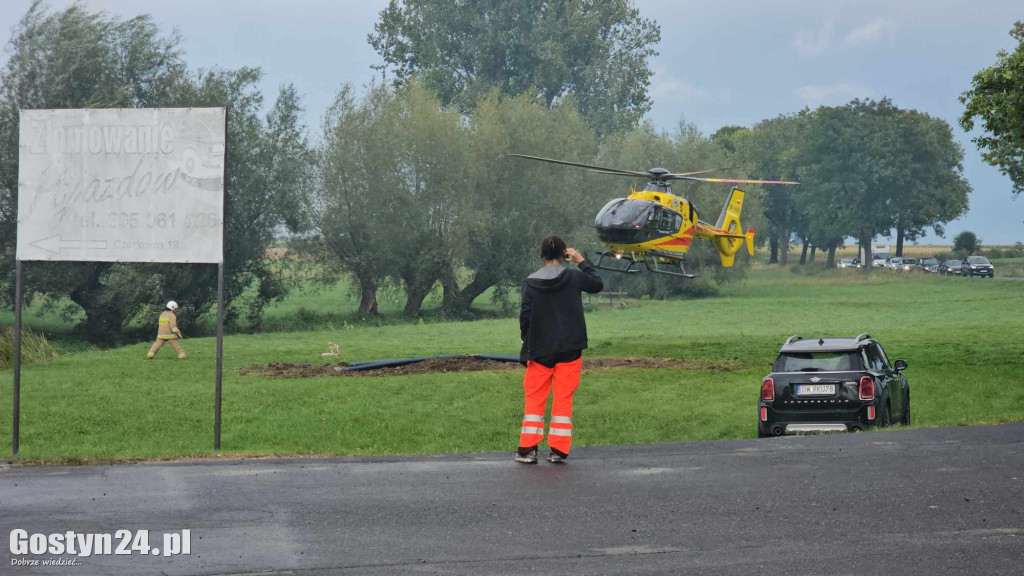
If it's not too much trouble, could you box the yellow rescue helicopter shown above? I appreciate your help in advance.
[510,154,798,277]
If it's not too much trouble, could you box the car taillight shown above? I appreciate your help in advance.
[859,376,874,400]
[867,406,876,420]
[761,378,775,402]
[760,407,768,421]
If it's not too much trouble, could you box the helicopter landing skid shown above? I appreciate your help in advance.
[595,251,641,274]
[643,257,696,278]
[594,251,697,278]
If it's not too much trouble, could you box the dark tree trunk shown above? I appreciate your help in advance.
[809,245,817,263]
[779,228,790,265]
[896,226,905,257]
[403,286,431,317]
[402,269,439,318]
[357,275,378,316]
[861,239,872,273]
[769,234,779,264]
[440,269,460,311]
[453,276,494,314]
[799,237,810,265]
[826,244,837,267]
[439,267,495,315]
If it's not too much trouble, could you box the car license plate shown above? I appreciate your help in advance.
[796,384,835,395]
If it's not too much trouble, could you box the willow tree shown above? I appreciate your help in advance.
[0,2,312,340]
[441,91,597,314]
[315,81,473,317]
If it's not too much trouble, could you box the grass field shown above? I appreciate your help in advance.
[1,267,1023,462]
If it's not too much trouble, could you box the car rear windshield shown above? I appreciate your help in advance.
[775,352,863,372]
[967,256,990,264]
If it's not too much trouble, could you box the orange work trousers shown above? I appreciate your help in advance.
[519,357,581,456]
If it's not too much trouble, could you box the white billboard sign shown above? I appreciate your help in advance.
[17,108,226,263]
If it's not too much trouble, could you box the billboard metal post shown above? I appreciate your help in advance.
[214,108,227,451]
[215,262,224,451]
[12,260,22,456]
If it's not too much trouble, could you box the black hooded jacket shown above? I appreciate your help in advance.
[519,260,603,365]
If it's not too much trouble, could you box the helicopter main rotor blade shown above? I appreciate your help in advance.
[507,154,652,178]
[587,169,650,178]
[667,168,728,177]
[670,175,800,185]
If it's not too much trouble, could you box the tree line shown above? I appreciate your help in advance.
[1,2,1019,341]
[713,100,971,267]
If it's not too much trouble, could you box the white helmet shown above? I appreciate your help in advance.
[166,301,178,311]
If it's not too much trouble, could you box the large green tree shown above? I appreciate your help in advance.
[315,81,474,318]
[798,100,898,268]
[887,110,970,255]
[0,2,312,340]
[314,82,600,317]
[443,90,597,314]
[960,21,1024,197]
[368,0,660,136]
[797,99,970,268]
[312,85,392,316]
[729,112,808,265]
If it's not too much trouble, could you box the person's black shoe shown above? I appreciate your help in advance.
[547,448,568,463]
[515,447,538,464]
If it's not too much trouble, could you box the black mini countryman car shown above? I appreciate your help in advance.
[758,334,910,437]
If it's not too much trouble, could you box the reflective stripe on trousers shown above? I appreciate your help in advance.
[518,358,581,454]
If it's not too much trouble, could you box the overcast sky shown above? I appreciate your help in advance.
[3,0,1022,244]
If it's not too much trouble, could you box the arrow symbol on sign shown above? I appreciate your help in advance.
[29,235,108,254]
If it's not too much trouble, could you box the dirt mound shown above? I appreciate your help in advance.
[239,356,740,379]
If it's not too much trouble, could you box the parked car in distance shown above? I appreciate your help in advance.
[961,255,995,278]
[918,257,939,273]
[886,257,904,270]
[897,258,918,271]
[940,260,962,276]
[758,334,910,438]
[837,258,858,269]
[872,255,889,268]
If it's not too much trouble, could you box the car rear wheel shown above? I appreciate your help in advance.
[880,402,891,428]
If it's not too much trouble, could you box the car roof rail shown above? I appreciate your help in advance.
[785,335,803,346]
[855,333,872,342]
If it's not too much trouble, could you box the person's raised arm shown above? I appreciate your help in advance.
[566,247,603,294]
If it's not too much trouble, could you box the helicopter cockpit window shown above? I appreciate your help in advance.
[645,206,662,229]
[659,209,677,232]
[594,199,654,229]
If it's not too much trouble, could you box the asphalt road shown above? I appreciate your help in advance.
[2,424,1022,575]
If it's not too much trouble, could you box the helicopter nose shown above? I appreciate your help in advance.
[596,223,645,244]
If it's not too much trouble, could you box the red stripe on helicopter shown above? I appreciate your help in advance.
[656,237,692,247]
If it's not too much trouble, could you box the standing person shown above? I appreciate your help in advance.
[147,301,187,359]
[517,235,603,464]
